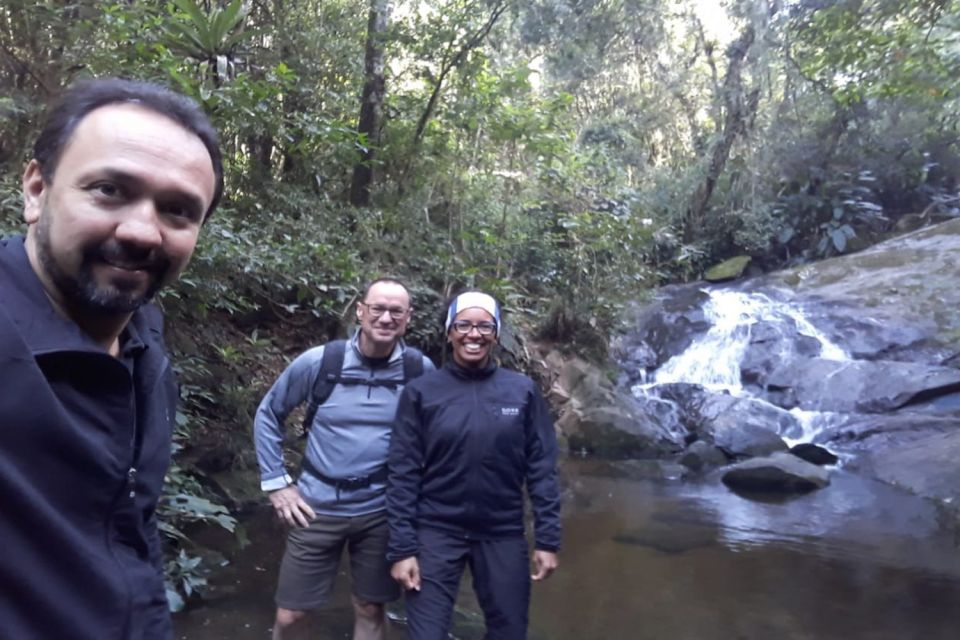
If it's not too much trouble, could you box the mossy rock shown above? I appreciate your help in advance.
[704,255,752,282]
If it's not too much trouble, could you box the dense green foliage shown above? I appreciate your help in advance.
[2,0,959,607]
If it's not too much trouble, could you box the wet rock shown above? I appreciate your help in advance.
[611,459,688,481]
[764,387,799,410]
[550,353,686,457]
[789,443,838,466]
[704,255,752,282]
[846,429,960,504]
[715,423,789,459]
[679,440,729,472]
[645,385,799,456]
[909,390,960,413]
[619,285,711,370]
[653,381,710,409]
[761,218,960,365]
[614,342,659,383]
[693,393,800,447]
[740,322,823,386]
[566,405,671,458]
[816,413,960,449]
[765,358,960,413]
[721,452,831,494]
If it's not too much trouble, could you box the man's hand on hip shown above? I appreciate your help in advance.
[268,485,316,528]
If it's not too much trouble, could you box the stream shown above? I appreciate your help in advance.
[174,457,960,640]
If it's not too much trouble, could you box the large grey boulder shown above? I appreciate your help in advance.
[640,383,800,453]
[565,405,669,458]
[845,429,960,504]
[764,358,960,413]
[615,285,711,374]
[687,392,800,447]
[548,353,684,458]
[679,440,729,472]
[789,443,838,466]
[721,452,831,494]
[739,319,825,386]
[815,411,960,504]
[715,423,789,459]
[815,413,960,447]
[762,219,960,365]
[642,384,796,456]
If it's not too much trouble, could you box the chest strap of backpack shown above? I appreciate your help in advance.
[301,456,390,501]
[301,339,425,434]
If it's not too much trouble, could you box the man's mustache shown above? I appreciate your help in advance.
[91,241,170,275]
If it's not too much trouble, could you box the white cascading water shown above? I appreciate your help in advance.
[652,289,847,392]
[635,289,849,445]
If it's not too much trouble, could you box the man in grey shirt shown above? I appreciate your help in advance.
[254,278,433,640]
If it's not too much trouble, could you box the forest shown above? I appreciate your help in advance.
[2,0,959,610]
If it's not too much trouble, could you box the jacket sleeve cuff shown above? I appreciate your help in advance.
[261,473,294,492]
[386,548,419,563]
[534,544,560,553]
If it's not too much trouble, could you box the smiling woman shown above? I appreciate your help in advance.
[386,290,562,640]
[448,307,498,368]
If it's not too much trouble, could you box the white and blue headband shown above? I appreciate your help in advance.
[445,291,501,333]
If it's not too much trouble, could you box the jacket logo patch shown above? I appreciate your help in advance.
[500,407,520,417]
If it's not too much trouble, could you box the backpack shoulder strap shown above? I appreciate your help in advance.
[402,346,425,381]
[302,339,347,432]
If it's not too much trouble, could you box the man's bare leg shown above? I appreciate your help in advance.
[272,607,309,640]
[352,596,388,640]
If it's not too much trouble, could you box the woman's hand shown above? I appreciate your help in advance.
[391,557,421,591]
[531,550,558,581]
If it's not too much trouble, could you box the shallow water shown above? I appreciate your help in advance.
[174,459,960,639]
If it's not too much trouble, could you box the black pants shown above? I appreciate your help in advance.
[405,527,531,640]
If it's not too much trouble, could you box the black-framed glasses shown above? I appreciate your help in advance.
[451,320,497,336]
[360,302,409,319]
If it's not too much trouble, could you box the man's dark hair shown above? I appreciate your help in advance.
[361,277,411,303]
[33,77,224,220]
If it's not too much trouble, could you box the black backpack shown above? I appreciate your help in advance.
[301,339,425,433]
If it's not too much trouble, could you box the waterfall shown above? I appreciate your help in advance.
[634,289,849,446]
[652,289,848,392]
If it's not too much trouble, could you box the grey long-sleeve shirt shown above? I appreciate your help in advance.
[254,334,434,516]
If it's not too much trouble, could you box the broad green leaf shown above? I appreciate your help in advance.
[165,587,185,612]
[830,229,847,252]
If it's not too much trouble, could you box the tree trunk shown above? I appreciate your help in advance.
[350,0,389,207]
[684,25,758,243]
[410,0,507,151]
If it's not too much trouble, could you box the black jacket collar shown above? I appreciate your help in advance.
[446,358,497,380]
[0,235,151,357]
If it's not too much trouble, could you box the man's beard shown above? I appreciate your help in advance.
[35,209,171,314]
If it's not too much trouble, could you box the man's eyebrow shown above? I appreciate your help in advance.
[90,168,207,218]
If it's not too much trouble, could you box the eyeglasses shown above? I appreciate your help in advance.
[360,302,409,320]
[451,320,497,336]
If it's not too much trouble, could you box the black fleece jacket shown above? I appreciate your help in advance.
[0,237,175,639]
[386,360,561,561]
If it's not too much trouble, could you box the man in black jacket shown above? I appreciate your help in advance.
[0,78,222,639]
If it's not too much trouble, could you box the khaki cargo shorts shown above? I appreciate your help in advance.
[275,510,400,610]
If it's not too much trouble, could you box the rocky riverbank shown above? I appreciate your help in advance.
[549,219,960,510]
